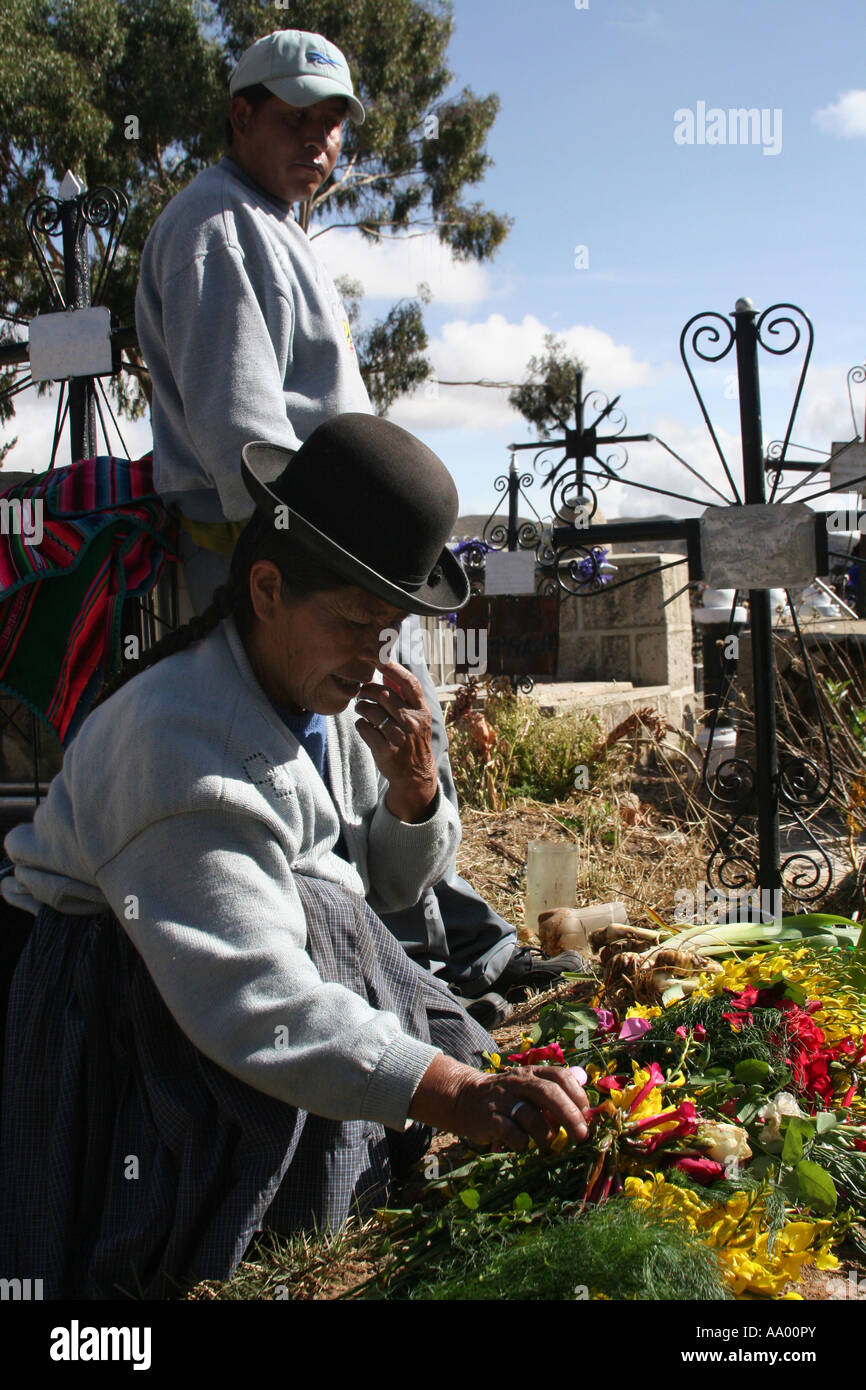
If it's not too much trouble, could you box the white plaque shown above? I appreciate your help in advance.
[484,548,537,595]
[29,307,113,382]
[829,441,866,492]
[700,502,818,589]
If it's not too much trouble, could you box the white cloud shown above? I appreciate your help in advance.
[593,416,744,521]
[784,362,862,446]
[312,226,493,305]
[813,90,866,138]
[388,312,658,433]
[0,385,152,476]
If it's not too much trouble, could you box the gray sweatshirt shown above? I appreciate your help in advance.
[135,157,372,523]
[2,618,459,1131]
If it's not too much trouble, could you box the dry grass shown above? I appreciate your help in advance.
[187,1223,383,1301]
[455,753,716,940]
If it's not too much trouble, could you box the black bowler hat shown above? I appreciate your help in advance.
[239,414,471,616]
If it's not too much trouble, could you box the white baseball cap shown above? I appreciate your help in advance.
[229,30,365,125]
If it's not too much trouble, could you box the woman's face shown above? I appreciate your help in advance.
[244,564,408,715]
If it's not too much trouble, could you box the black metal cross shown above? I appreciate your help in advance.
[503,300,850,911]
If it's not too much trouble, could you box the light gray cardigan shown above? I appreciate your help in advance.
[135,156,371,523]
[2,617,459,1131]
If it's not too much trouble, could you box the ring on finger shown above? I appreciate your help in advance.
[376,713,392,730]
[509,1100,529,1120]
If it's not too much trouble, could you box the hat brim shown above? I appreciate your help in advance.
[260,75,365,124]
[240,444,469,617]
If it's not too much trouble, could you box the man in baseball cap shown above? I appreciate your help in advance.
[136,27,370,532]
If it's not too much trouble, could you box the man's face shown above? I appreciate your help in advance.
[229,92,347,204]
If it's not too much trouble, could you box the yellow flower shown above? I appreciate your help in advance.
[609,1062,680,1129]
[550,1126,570,1154]
[625,1005,662,1020]
[625,1171,843,1298]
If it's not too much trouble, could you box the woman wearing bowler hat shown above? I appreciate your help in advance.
[0,415,589,1299]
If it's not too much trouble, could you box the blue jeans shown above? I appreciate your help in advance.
[176,529,516,993]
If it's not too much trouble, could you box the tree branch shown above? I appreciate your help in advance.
[310,219,438,241]
[433,379,526,389]
[311,147,359,205]
[0,145,41,202]
[314,161,422,203]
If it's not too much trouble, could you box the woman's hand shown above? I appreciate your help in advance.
[408,1054,591,1152]
[355,659,439,823]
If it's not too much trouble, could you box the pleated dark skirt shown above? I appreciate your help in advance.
[0,872,493,1300]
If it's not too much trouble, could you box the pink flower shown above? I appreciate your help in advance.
[593,1009,616,1033]
[627,1062,667,1116]
[676,1022,708,1041]
[628,1101,699,1151]
[674,1157,726,1186]
[618,1017,652,1044]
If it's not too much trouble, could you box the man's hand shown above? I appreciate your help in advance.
[408,1054,591,1151]
[354,660,439,823]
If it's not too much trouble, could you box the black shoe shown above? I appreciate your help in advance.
[462,991,512,1029]
[491,945,588,1000]
[386,1122,434,1181]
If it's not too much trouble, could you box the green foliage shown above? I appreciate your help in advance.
[0,0,510,434]
[823,676,866,760]
[636,991,790,1084]
[448,692,608,810]
[350,291,432,415]
[508,332,586,439]
[396,1200,732,1301]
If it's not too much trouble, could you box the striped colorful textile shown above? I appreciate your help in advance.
[0,455,178,746]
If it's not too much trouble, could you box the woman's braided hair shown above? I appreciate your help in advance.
[91,511,350,712]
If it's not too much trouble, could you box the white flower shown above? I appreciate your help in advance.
[696,1121,752,1164]
[757,1092,805,1145]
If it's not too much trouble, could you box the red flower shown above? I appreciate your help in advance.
[754,984,788,1008]
[595,1074,629,1093]
[725,985,759,1011]
[722,1011,754,1032]
[628,1101,699,1151]
[507,1042,565,1066]
[674,1157,726,1186]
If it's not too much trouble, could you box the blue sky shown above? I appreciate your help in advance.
[5,0,866,527]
